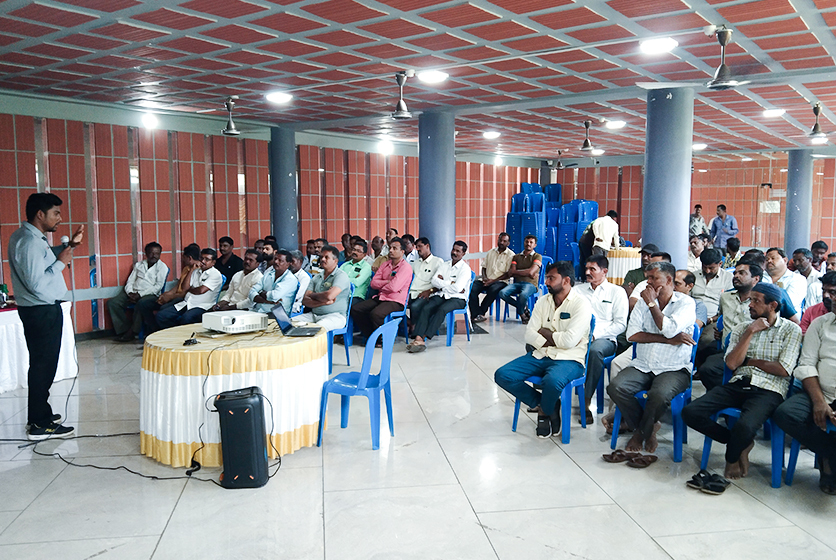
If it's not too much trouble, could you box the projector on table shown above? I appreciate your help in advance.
[202,310,268,334]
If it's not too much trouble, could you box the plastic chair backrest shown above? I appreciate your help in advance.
[356,319,401,391]
[511,193,529,212]
[529,192,545,212]
[216,274,227,302]
[538,256,552,292]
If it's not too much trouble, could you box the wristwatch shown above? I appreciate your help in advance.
[647,301,657,308]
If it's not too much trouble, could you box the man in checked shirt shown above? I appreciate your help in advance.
[683,283,802,480]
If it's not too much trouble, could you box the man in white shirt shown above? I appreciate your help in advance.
[407,240,472,353]
[774,284,836,494]
[401,234,419,264]
[689,204,710,237]
[289,250,312,314]
[607,262,697,454]
[765,247,806,312]
[470,232,514,323]
[249,249,299,316]
[792,247,822,309]
[687,233,708,274]
[110,241,170,341]
[495,260,592,438]
[691,248,733,352]
[591,210,620,256]
[156,248,223,328]
[408,236,443,328]
[212,249,262,311]
[576,254,628,423]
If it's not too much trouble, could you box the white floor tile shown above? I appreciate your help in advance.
[656,526,835,559]
[0,459,66,513]
[0,536,159,560]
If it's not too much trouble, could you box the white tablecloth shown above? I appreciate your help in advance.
[606,248,642,286]
[0,302,78,394]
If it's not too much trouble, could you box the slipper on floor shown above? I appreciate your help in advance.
[700,474,731,495]
[626,455,658,468]
[686,469,712,490]
[408,344,426,353]
[602,450,642,464]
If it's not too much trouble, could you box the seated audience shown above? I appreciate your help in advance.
[407,241,472,353]
[765,247,806,312]
[623,244,659,298]
[628,252,671,312]
[792,247,822,308]
[470,232,514,323]
[253,239,265,253]
[338,232,353,264]
[214,236,243,289]
[682,283,802,480]
[408,237,443,328]
[494,261,591,438]
[691,248,733,351]
[801,272,836,334]
[156,248,223,328]
[498,235,542,323]
[687,233,709,273]
[289,250,311,315]
[351,237,413,339]
[811,240,829,272]
[724,237,742,268]
[257,239,278,274]
[137,244,200,334]
[365,236,385,268]
[675,270,708,329]
[576,254,628,423]
[249,249,298,315]
[339,238,373,301]
[774,282,836,495]
[302,239,315,271]
[828,252,836,272]
[607,262,696,454]
[401,234,419,264]
[213,249,262,311]
[299,245,351,332]
[109,241,169,342]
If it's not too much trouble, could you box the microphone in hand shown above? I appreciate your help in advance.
[60,235,70,248]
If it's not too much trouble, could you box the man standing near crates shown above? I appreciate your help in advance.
[591,210,620,257]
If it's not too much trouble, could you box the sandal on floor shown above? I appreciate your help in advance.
[700,474,731,495]
[602,449,642,464]
[626,455,658,468]
[820,472,836,495]
[686,469,712,490]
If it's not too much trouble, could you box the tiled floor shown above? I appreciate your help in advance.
[1,317,835,559]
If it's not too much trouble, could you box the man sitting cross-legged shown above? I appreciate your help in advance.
[607,262,697,454]
[682,283,802,480]
[494,261,591,438]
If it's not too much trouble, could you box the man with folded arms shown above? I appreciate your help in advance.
[682,283,802,480]
[774,279,836,494]
[214,236,243,289]
[495,261,591,438]
[249,249,298,316]
[351,237,412,339]
[576,254,628,423]
[470,232,514,323]
[299,245,351,332]
[156,248,223,328]
[607,262,696,454]
[109,241,169,342]
[212,249,262,311]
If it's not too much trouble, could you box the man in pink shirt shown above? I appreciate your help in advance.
[350,236,413,338]
[802,272,836,334]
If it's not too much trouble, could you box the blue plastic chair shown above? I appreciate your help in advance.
[624,240,633,247]
[511,315,596,444]
[384,276,413,341]
[216,274,227,303]
[316,318,401,450]
[446,270,476,346]
[326,283,355,374]
[610,324,701,462]
[570,242,581,280]
[785,420,836,485]
[136,268,170,342]
[595,348,619,414]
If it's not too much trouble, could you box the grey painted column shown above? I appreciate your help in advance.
[642,88,695,270]
[269,127,298,250]
[418,112,456,252]
[784,149,813,254]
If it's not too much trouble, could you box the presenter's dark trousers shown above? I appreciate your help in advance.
[18,303,63,426]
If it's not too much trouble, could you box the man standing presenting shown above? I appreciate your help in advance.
[499,235,542,324]
[576,255,628,423]
[495,261,591,438]
[683,283,802,480]
[9,193,84,440]
[591,210,620,257]
[215,236,243,289]
[470,232,514,323]
[710,204,739,255]
[213,249,262,311]
[109,241,169,342]
[351,237,413,339]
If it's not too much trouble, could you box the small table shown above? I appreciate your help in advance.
[140,324,328,468]
[606,248,642,286]
[0,302,77,394]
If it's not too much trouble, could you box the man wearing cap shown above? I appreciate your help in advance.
[682,282,802,480]
[623,243,658,298]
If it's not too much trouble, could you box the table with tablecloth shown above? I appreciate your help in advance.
[0,302,77,394]
[139,324,329,468]
[606,247,642,286]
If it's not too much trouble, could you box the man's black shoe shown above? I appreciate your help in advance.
[550,405,562,437]
[536,415,551,438]
[28,421,74,441]
[26,414,61,429]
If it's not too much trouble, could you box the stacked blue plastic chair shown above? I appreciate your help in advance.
[544,183,562,209]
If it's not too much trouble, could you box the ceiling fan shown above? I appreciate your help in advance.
[554,150,578,170]
[391,70,413,120]
[808,102,834,138]
[196,96,261,136]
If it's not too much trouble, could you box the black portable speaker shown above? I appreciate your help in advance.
[214,386,269,489]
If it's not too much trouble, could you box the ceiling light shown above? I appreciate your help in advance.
[483,131,501,140]
[817,172,825,175]
[265,92,293,104]
[692,143,707,151]
[417,70,448,84]
[591,148,605,156]
[378,139,394,155]
[141,113,158,129]
[639,37,678,55]
[698,169,708,173]
[741,157,753,161]
[813,154,831,158]
[605,120,626,130]
[780,168,788,172]
[811,136,829,145]
[762,108,785,118]
[494,156,504,166]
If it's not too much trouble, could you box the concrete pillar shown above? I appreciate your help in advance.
[418,112,456,252]
[784,149,813,255]
[642,88,695,270]
[269,127,298,250]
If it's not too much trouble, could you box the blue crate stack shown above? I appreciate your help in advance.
[505,183,562,259]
